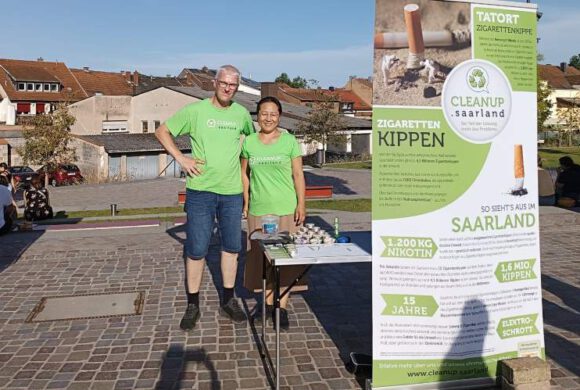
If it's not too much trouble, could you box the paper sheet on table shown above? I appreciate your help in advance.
[294,243,369,258]
[264,245,291,259]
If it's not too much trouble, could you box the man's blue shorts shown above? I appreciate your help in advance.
[184,189,243,260]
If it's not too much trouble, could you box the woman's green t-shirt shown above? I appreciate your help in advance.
[241,132,302,216]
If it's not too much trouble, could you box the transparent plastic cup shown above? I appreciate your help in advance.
[261,215,280,236]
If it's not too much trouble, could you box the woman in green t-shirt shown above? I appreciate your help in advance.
[241,96,306,331]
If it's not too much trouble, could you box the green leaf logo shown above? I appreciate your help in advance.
[467,67,489,92]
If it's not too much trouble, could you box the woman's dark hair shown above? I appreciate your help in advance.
[31,174,42,189]
[0,175,8,187]
[257,96,282,115]
[559,156,574,168]
[0,162,7,170]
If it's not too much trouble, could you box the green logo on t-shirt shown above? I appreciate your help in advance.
[249,155,285,165]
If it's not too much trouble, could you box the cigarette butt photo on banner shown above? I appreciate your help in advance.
[373,0,471,107]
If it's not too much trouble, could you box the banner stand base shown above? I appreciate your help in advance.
[347,352,372,377]
[366,377,496,390]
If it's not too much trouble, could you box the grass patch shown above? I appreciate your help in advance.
[539,147,580,169]
[324,161,372,169]
[306,198,371,212]
[54,206,184,219]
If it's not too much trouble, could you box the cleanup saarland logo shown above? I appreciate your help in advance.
[442,59,512,143]
[206,119,216,128]
[467,67,488,92]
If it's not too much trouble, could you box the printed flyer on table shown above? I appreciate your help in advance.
[371,0,544,388]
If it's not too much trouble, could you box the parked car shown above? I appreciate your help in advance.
[8,165,35,190]
[37,164,84,186]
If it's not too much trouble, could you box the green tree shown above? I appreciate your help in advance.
[17,103,77,185]
[556,100,580,146]
[274,73,312,88]
[537,73,553,134]
[296,93,347,165]
[275,72,291,85]
[570,54,580,70]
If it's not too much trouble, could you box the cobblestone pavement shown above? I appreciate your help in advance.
[42,167,371,213]
[0,210,578,389]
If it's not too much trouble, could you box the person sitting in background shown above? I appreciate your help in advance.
[0,175,16,235]
[0,162,15,193]
[555,156,580,208]
[24,175,53,222]
[537,157,555,206]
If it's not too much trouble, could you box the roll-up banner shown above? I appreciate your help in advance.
[371,0,543,388]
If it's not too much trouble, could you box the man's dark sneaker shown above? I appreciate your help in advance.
[220,298,247,323]
[253,304,273,325]
[273,308,290,331]
[180,303,200,331]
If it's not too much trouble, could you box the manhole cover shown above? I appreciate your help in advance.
[25,291,145,323]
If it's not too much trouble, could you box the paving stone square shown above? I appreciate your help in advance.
[0,203,578,389]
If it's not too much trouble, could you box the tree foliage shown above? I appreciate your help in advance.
[537,73,553,133]
[17,103,77,169]
[296,94,347,163]
[275,72,318,89]
[570,54,580,70]
[556,102,580,146]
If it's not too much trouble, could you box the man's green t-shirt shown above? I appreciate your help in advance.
[241,132,302,216]
[166,99,254,195]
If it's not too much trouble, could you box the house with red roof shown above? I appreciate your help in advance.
[538,63,580,131]
[330,88,372,118]
[342,77,373,109]
[0,58,91,164]
[70,67,136,96]
[0,58,88,125]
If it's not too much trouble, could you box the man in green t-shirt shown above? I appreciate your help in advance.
[155,65,254,330]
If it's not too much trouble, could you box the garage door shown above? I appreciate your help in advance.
[108,155,122,180]
[351,134,370,155]
[167,156,183,178]
[127,154,159,180]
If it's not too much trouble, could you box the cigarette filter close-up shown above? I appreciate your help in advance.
[404,4,425,69]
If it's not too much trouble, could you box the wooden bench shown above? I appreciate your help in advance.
[305,185,333,199]
[178,185,333,204]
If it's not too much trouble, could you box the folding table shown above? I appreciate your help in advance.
[256,236,371,390]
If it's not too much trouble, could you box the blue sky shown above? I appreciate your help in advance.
[1,0,577,87]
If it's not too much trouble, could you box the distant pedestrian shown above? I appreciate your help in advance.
[555,156,580,208]
[155,65,254,331]
[0,162,15,193]
[0,175,15,235]
[24,174,53,222]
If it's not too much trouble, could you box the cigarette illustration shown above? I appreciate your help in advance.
[514,145,524,189]
[374,30,471,49]
[404,4,425,69]
[510,144,528,196]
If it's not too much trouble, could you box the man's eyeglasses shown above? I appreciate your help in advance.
[216,80,239,90]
